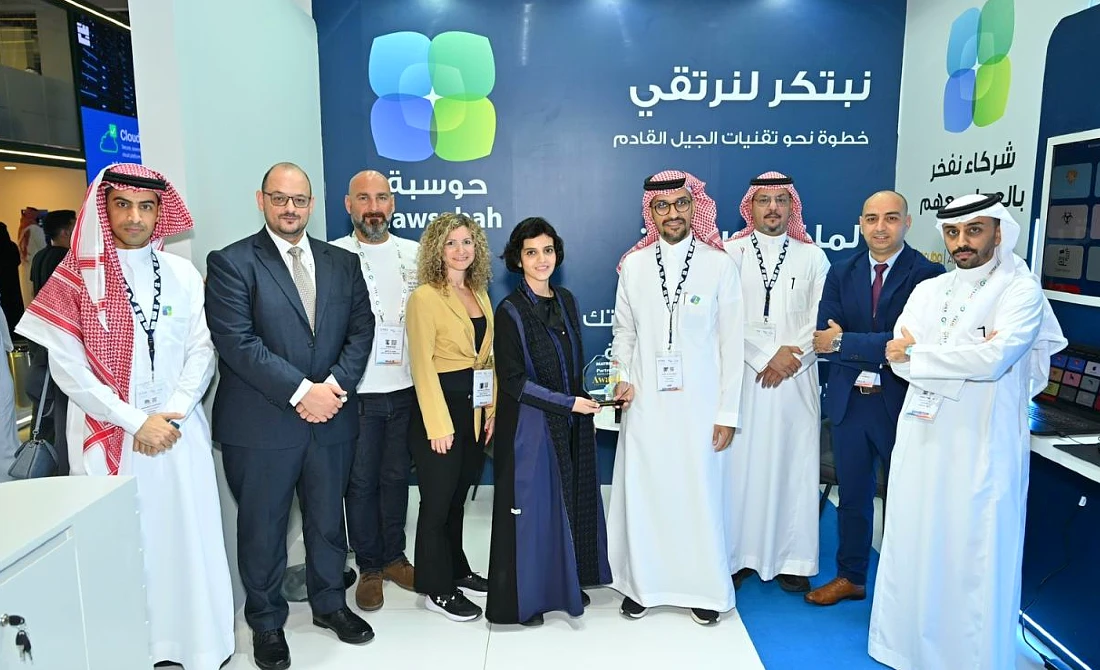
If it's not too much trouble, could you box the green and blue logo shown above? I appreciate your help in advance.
[943,0,1013,133]
[368,31,496,162]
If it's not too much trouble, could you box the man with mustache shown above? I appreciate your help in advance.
[330,170,420,611]
[725,171,829,595]
[871,193,1065,669]
[206,162,376,669]
[608,170,745,625]
[806,191,943,607]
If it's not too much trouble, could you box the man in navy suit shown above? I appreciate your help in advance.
[804,191,944,606]
[205,162,376,669]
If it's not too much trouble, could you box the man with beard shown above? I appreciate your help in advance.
[205,162,376,669]
[330,170,420,611]
[870,193,1065,669]
[608,170,745,625]
[725,171,829,595]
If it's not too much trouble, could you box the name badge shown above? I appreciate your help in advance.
[750,321,777,344]
[903,390,943,422]
[135,380,166,414]
[473,369,494,407]
[854,371,881,388]
[375,323,404,365]
[656,352,684,392]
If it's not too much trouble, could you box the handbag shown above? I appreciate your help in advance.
[7,369,59,479]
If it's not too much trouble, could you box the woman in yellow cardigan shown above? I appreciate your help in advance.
[406,212,495,622]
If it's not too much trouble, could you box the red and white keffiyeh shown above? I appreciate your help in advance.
[617,170,724,272]
[730,170,814,244]
[21,163,193,474]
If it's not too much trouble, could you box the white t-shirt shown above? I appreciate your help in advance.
[330,232,419,394]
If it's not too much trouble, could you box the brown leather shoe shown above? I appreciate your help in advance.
[804,577,866,606]
[355,572,383,611]
[382,558,415,591]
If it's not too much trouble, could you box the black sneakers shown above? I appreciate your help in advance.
[619,596,648,619]
[426,591,483,622]
[455,572,489,596]
[690,608,720,626]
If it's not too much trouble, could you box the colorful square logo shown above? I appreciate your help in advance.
[368,31,496,162]
[943,0,1013,133]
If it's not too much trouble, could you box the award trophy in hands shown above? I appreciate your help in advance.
[582,354,624,423]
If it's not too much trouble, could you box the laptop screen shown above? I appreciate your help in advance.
[1037,344,1100,412]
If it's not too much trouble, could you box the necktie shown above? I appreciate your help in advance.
[871,262,888,319]
[287,246,315,332]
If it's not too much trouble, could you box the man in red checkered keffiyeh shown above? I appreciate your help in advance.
[617,170,724,272]
[16,163,193,474]
[729,171,814,244]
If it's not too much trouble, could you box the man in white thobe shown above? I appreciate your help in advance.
[870,193,1066,670]
[725,171,829,594]
[608,169,745,625]
[16,164,235,670]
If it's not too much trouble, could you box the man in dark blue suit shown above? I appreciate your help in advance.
[804,191,944,606]
[205,162,375,669]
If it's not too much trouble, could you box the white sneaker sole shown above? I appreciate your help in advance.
[425,597,482,622]
[689,611,720,626]
[619,606,648,619]
[458,585,488,598]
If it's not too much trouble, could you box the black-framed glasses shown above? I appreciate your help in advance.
[651,196,693,215]
[263,191,311,208]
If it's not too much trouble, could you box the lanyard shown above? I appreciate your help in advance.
[654,237,695,350]
[938,260,1001,344]
[750,232,789,322]
[355,238,411,323]
[121,249,162,377]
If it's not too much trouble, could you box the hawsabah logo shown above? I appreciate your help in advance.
[368,31,496,162]
[943,0,1013,133]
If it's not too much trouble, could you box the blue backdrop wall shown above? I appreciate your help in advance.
[314,0,907,482]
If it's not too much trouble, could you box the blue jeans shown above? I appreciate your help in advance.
[346,386,415,573]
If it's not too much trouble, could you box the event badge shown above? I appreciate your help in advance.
[854,371,881,388]
[656,352,684,392]
[903,390,943,422]
[750,321,777,344]
[375,323,404,365]
[135,380,167,414]
[473,369,494,408]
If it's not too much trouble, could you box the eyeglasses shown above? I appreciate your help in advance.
[651,197,693,215]
[753,195,791,207]
[263,191,311,208]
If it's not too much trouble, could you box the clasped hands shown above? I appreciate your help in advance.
[296,382,348,423]
[756,345,803,389]
[134,412,184,456]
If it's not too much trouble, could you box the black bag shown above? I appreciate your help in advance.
[8,369,58,479]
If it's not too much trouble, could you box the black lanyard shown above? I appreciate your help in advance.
[750,233,789,322]
[654,237,695,350]
[121,250,162,377]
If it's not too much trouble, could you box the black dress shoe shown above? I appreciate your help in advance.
[253,629,290,670]
[313,606,375,645]
[580,591,591,607]
[343,567,357,589]
[520,612,544,627]
[732,567,756,590]
[777,573,811,593]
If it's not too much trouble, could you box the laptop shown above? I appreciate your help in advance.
[1029,344,1100,437]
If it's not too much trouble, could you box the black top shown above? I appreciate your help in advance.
[30,245,68,294]
[472,315,487,353]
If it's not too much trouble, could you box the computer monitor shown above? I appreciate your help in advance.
[1030,128,1100,307]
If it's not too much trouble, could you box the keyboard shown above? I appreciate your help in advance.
[1029,404,1100,433]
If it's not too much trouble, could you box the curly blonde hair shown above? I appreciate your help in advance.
[416,212,493,292]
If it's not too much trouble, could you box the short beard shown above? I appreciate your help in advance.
[353,216,388,242]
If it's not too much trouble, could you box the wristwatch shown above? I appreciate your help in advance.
[831,333,843,353]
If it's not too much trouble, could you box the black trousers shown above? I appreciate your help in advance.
[222,438,355,632]
[408,371,484,597]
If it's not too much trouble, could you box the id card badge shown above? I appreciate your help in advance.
[750,321,777,344]
[135,380,167,414]
[473,369,494,407]
[375,323,404,365]
[903,390,943,422]
[854,371,881,388]
[656,352,685,392]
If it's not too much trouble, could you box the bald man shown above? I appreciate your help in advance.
[206,162,376,668]
[807,191,944,606]
[330,170,421,612]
